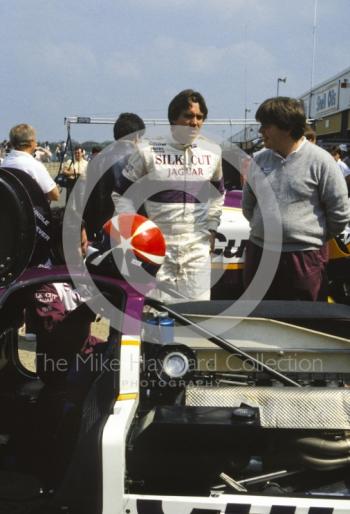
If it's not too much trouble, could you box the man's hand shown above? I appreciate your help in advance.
[63,166,74,176]
[209,230,216,252]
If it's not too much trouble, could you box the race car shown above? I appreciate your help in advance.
[1,167,350,514]
[211,189,248,299]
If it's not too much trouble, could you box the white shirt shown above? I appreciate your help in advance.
[3,149,56,194]
[64,158,88,179]
[270,136,307,163]
[337,159,350,178]
[34,146,52,162]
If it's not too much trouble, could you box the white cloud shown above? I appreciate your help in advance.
[43,43,97,77]
[150,36,275,77]
[103,52,140,79]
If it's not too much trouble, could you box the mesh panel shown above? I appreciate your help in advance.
[185,386,350,429]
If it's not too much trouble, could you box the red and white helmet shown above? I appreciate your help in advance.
[88,213,166,281]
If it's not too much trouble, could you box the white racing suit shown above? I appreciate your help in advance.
[116,135,224,302]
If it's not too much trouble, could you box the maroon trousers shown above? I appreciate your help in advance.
[243,241,329,301]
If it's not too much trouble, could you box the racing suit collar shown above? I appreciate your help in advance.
[167,131,200,150]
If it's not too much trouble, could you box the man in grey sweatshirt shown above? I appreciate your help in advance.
[242,96,350,301]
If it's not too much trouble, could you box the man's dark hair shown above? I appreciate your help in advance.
[74,145,84,152]
[113,113,145,140]
[330,146,342,158]
[168,89,208,124]
[255,97,306,140]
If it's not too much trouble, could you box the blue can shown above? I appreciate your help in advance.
[159,316,175,344]
[144,317,160,344]
[144,315,175,344]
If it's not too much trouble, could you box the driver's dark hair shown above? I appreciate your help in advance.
[113,113,145,140]
[168,89,208,125]
[255,97,306,140]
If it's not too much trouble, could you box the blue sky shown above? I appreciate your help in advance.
[1,0,349,142]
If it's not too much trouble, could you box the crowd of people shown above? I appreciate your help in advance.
[0,138,102,167]
[2,90,350,385]
[2,90,350,306]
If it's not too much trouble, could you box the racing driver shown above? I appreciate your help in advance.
[115,89,224,302]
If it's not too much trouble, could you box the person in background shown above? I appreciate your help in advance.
[329,145,350,193]
[0,140,8,164]
[341,145,350,168]
[34,142,52,162]
[3,123,59,201]
[63,145,88,211]
[330,145,350,176]
[90,145,103,159]
[55,142,66,163]
[63,145,88,179]
[115,90,224,302]
[83,113,145,239]
[3,124,59,341]
[243,97,350,301]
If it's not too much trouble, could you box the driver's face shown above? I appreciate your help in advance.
[174,102,205,129]
[172,102,204,144]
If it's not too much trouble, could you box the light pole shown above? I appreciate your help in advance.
[244,107,251,146]
[277,77,287,96]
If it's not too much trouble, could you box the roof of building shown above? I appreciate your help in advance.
[299,65,350,98]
